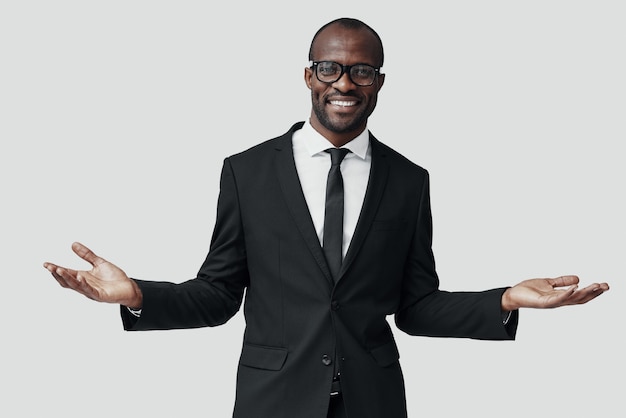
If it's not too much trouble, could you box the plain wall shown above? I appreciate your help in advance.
[1,1,624,417]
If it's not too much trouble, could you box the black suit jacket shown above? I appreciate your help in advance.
[122,122,517,418]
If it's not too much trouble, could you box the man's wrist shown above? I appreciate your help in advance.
[501,288,518,312]
[123,279,143,310]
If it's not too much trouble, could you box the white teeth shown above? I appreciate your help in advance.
[329,100,357,107]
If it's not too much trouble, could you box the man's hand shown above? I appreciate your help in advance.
[501,275,609,311]
[44,242,143,308]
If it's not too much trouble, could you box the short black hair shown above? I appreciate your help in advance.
[308,17,384,67]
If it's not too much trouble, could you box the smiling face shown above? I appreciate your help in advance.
[305,24,385,147]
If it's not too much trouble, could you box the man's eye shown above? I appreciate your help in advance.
[353,67,373,77]
[319,65,338,75]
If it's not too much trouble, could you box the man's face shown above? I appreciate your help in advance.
[305,25,385,145]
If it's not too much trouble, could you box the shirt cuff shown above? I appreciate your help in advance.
[127,306,142,317]
[502,310,512,325]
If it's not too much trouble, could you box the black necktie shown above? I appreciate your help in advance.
[323,148,350,281]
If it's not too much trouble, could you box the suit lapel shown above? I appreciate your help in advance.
[274,123,334,285]
[338,134,389,281]
[273,125,389,286]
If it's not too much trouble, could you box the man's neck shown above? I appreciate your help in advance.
[308,119,366,148]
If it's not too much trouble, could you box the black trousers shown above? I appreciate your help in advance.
[327,395,348,418]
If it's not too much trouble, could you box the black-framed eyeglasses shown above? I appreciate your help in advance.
[310,61,381,87]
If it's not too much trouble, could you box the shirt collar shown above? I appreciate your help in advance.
[300,120,370,160]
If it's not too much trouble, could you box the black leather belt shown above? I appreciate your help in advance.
[330,376,342,397]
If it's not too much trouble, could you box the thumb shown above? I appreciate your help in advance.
[71,242,106,267]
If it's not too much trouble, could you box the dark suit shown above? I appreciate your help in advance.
[122,122,518,418]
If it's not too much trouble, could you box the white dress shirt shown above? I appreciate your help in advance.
[292,121,372,259]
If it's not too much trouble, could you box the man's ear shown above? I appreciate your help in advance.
[376,73,385,91]
[304,67,313,89]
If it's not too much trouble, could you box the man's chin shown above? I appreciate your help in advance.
[313,105,367,135]
[322,116,365,135]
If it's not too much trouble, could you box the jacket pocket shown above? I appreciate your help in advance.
[369,340,400,367]
[239,343,289,371]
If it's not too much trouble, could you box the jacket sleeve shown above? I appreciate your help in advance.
[394,171,518,340]
[122,158,249,331]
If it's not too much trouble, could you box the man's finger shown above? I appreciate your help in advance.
[71,242,105,267]
[550,275,580,288]
[44,263,70,288]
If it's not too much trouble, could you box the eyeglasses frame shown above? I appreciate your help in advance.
[309,60,382,87]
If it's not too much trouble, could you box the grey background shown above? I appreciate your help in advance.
[1,1,624,417]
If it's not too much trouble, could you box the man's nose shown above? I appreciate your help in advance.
[331,71,357,92]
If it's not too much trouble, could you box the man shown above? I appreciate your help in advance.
[44,18,609,418]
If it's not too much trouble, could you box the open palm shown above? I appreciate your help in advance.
[502,275,609,311]
[44,242,142,308]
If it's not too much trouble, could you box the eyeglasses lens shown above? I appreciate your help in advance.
[315,62,376,86]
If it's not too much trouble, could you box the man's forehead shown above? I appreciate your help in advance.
[312,26,381,63]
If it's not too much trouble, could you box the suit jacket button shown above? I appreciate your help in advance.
[322,355,332,366]
[331,301,340,311]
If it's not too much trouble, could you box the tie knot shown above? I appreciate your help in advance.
[326,148,350,166]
